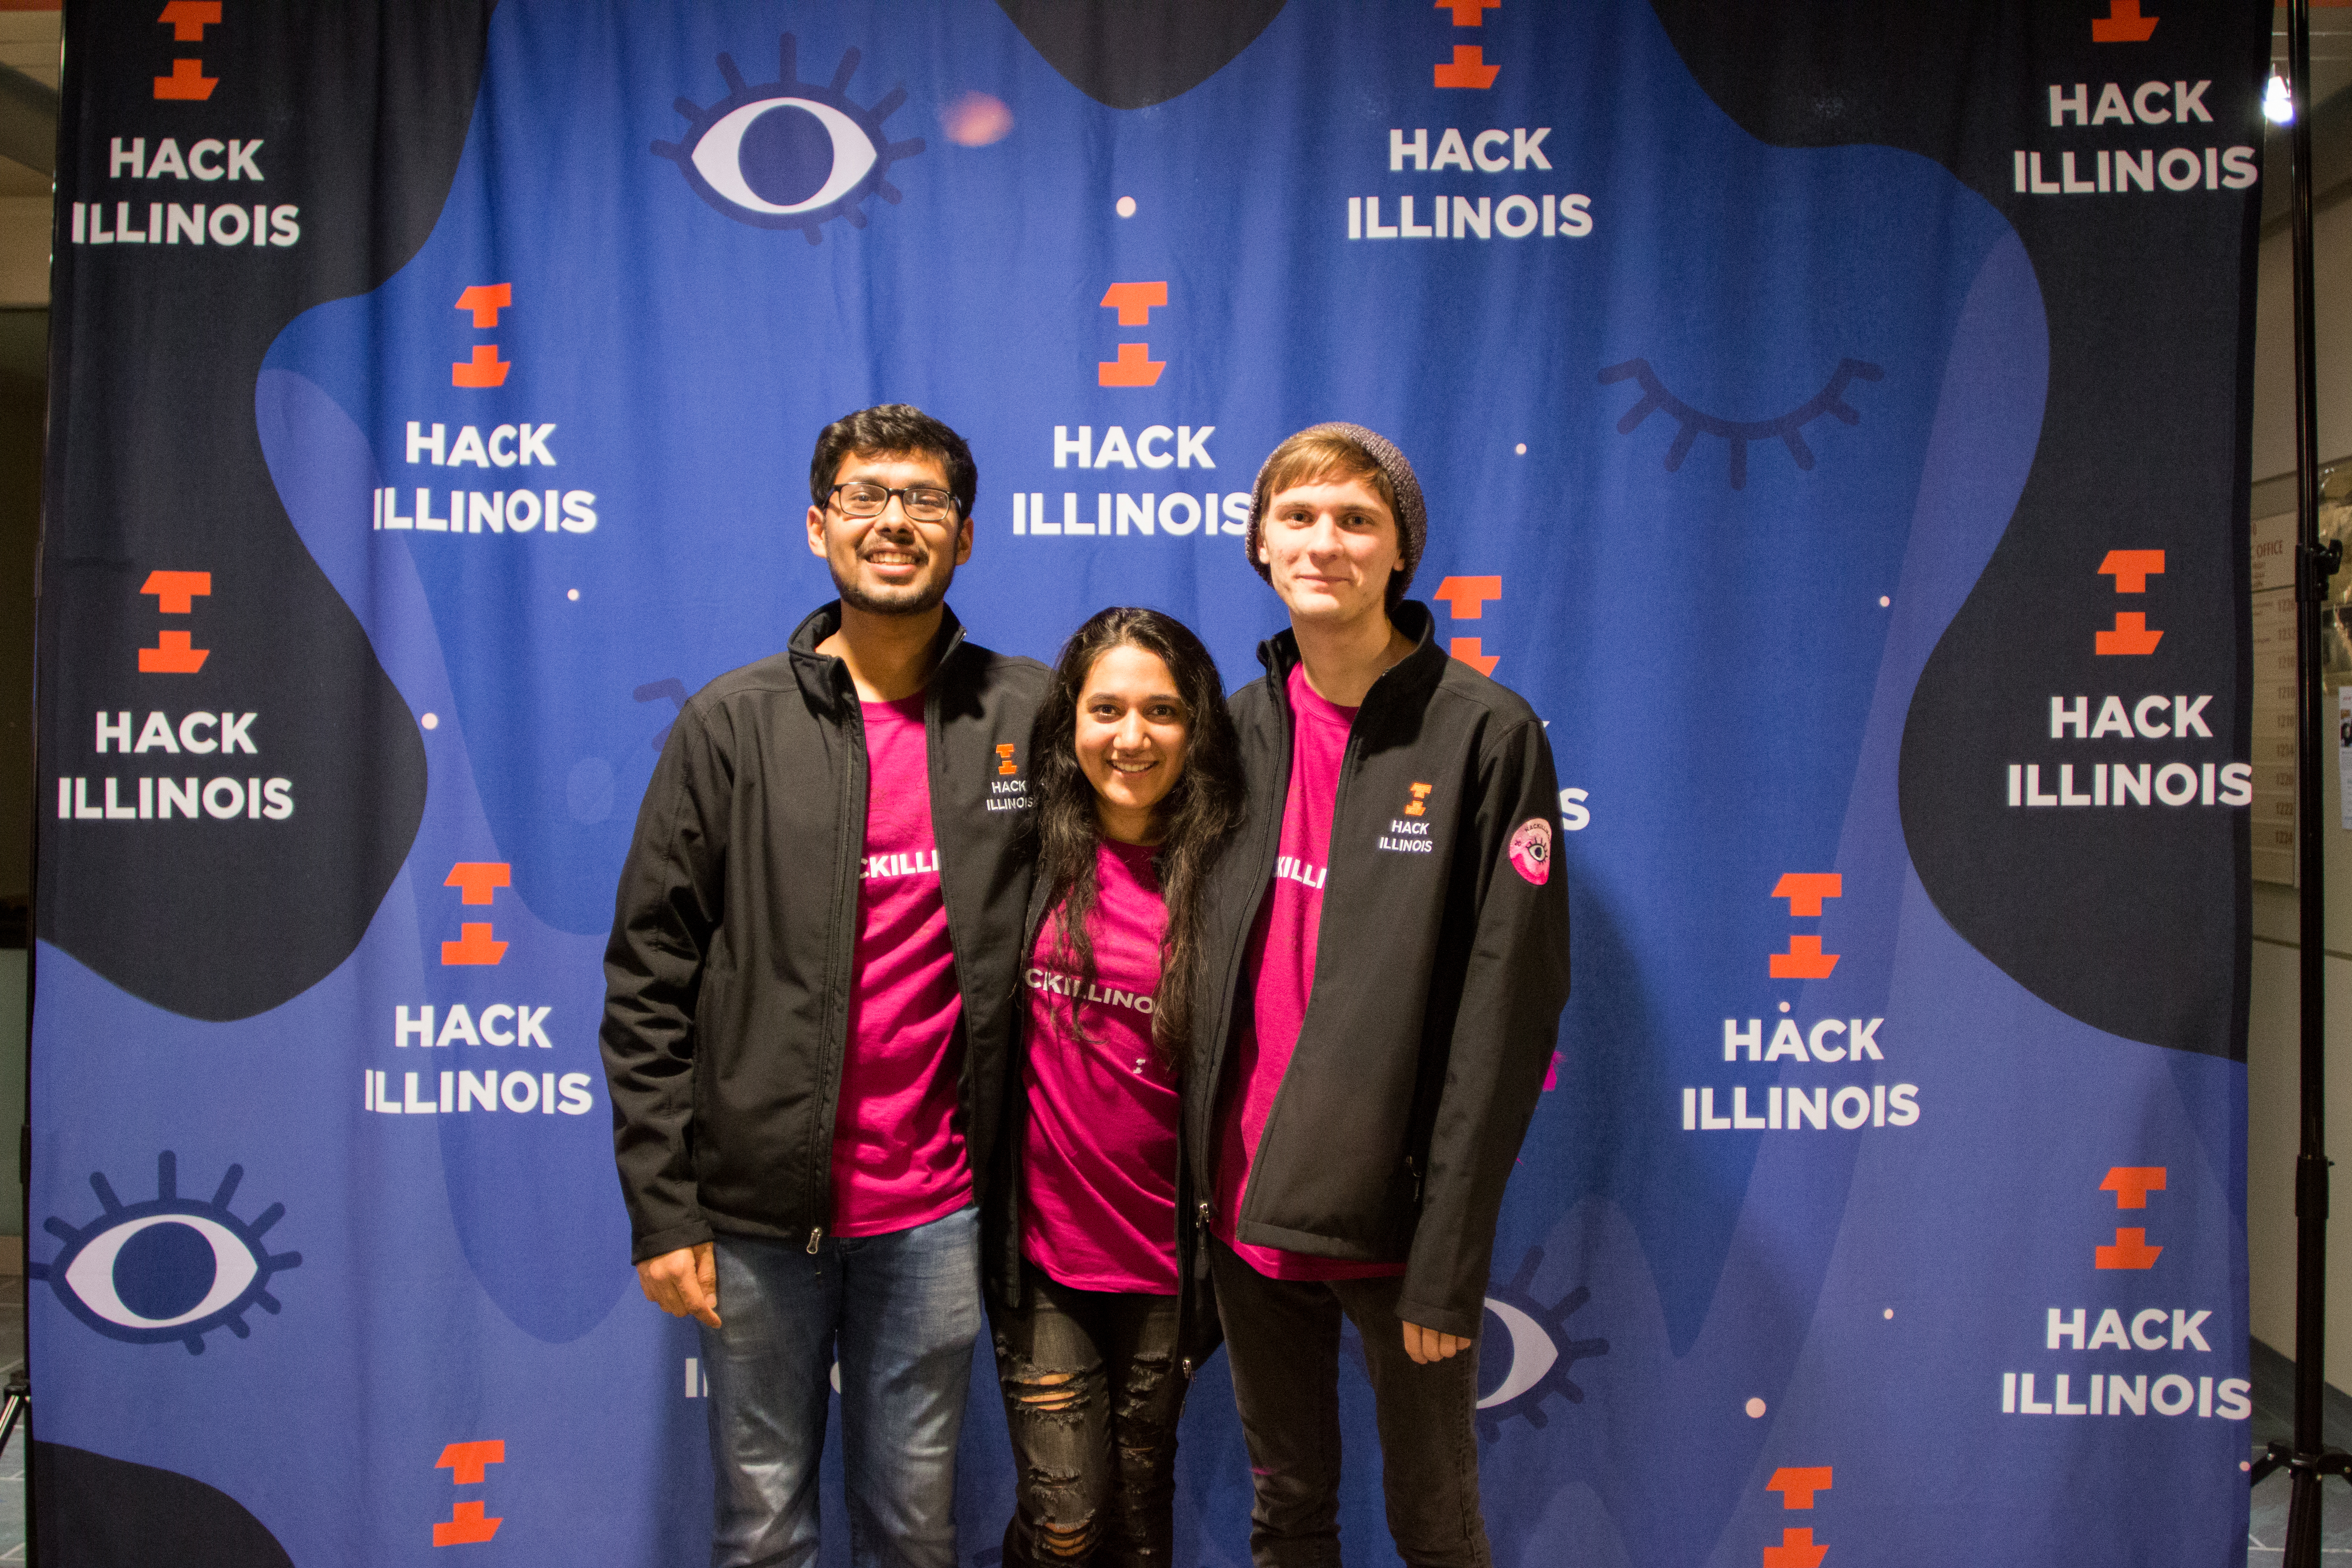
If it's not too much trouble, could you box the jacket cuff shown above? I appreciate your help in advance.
[631,1218,714,1265]
[1393,1293,1483,1341]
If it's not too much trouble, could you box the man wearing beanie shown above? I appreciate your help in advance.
[1180,423,1571,1567]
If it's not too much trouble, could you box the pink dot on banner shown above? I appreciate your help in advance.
[421,713,439,731]
[942,91,1014,147]
[1745,1397,1766,1418]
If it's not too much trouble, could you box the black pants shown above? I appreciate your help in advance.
[988,1262,1186,1567]
[1208,1236,1490,1568]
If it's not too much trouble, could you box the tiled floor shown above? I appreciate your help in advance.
[2247,1338,2352,1559]
[0,1287,22,1562]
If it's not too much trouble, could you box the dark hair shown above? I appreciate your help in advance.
[1030,608,1242,1070]
[808,404,978,520]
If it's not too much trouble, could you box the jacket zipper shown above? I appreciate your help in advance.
[1228,640,1420,1235]
[807,1225,824,1253]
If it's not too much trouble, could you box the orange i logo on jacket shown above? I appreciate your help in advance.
[996,743,1018,777]
[1404,782,1433,817]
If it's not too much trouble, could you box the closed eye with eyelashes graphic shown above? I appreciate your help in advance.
[32,1151,302,1354]
[1600,357,1884,490]
[1475,1246,1609,1440]
[654,33,925,243]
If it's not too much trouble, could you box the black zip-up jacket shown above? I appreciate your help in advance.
[600,602,1048,1263]
[1182,601,1571,1338]
[984,866,1223,1372]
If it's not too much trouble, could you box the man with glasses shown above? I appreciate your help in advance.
[601,404,1046,1568]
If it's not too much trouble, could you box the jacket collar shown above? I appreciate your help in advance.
[1256,600,1444,718]
[787,600,968,716]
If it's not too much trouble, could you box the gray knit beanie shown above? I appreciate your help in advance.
[1246,423,1427,611]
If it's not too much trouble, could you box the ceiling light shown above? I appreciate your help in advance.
[2267,69,2296,124]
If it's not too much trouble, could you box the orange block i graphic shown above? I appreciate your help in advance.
[1767,873,1841,978]
[1433,576,1503,674]
[2091,0,2158,42]
[441,863,512,966]
[153,3,219,99]
[2095,549,2165,655]
[152,57,217,99]
[2095,1165,2166,1269]
[1097,343,1165,387]
[453,345,511,388]
[1762,1466,1831,1568]
[138,569,213,672]
[1098,283,1168,386]
[1433,46,1499,88]
[432,1439,505,1546]
[1762,1531,1827,1568]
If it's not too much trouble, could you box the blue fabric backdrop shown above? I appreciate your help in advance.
[31,2,2268,1563]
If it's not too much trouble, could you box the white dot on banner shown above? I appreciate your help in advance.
[1515,443,1527,455]
[1879,595,1891,607]
[1883,1308,1895,1320]
[2242,1460,2253,1472]
[567,588,580,602]
[1745,1397,1766,1419]
[1778,1001,1791,1014]
[421,713,439,731]
[1115,196,1136,217]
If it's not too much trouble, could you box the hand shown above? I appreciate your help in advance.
[1403,1320,1471,1365]
[637,1243,721,1328]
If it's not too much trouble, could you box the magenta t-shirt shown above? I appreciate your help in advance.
[831,695,971,1237]
[1020,840,1181,1294]
[1213,665,1407,1281]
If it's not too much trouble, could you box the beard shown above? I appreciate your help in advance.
[830,543,956,618]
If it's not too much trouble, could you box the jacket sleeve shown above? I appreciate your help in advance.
[599,697,733,1264]
[1396,716,1571,1337]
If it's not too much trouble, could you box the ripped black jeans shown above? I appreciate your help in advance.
[988,1262,1186,1567]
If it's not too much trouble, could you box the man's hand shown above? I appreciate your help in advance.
[1403,1320,1471,1365]
[637,1243,721,1328]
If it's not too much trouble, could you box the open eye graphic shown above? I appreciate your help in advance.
[1600,357,1884,490]
[31,1152,301,1354]
[654,33,925,244]
[1475,1246,1608,1439]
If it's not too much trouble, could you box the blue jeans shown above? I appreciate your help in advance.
[701,1207,983,1568]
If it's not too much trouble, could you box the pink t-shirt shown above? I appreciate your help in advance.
[1213,665,1407,1281]
[1020,840,1180,1294]
[831,695,971,1237]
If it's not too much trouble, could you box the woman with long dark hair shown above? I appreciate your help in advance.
[986,606,1242,1567]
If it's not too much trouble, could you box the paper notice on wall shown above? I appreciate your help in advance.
[2340,686,2352,829]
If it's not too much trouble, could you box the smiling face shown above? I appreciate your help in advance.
[805,449,973,616]
[1256,473,1403,632]
[1074,643,1191,842]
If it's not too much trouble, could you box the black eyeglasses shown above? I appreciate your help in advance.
[828,482,959,522]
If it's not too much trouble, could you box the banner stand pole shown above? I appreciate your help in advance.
[2251,0,2352,1551]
